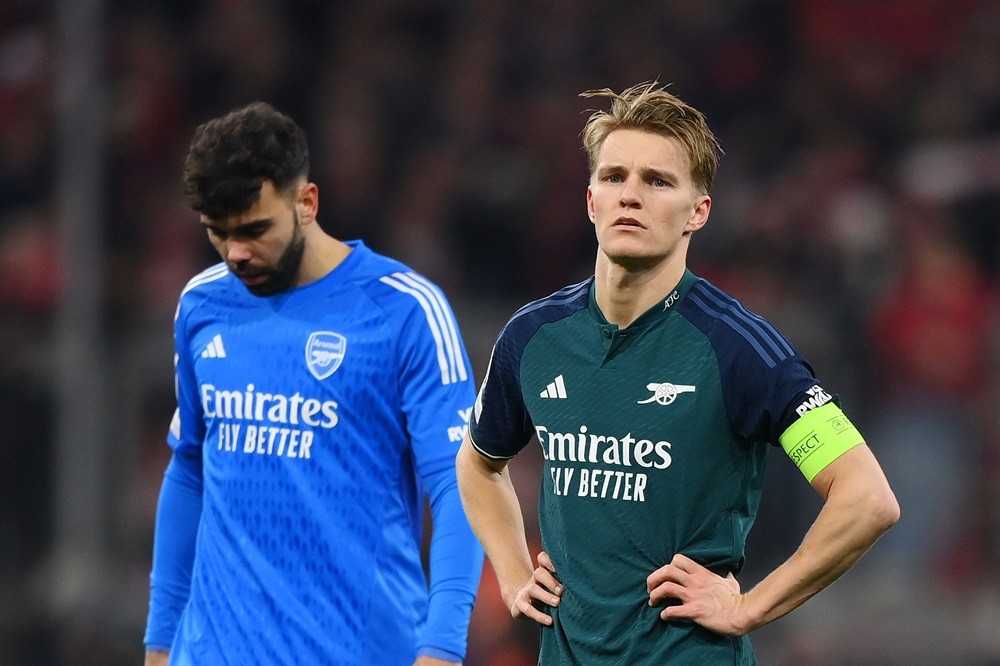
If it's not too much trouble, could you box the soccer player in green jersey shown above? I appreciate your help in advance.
[456,82,899,664]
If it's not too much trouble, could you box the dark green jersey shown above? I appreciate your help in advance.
[470,270,832,665]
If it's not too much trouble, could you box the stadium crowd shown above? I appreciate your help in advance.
[0,0,998,663]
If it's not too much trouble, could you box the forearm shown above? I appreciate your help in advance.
[420,465,484,661]
[455,439,534,604]
[144,450,203,649]
[741,447,898,631]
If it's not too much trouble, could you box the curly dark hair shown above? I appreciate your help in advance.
[183,101,310,219]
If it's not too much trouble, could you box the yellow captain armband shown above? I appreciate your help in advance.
[779,402,865,482]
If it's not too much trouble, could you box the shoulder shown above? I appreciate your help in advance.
[349,248,463,341]
[355,250,456,320]
[175,263,232,320]
[351,249,472,383]
[498,278,592,346]
[679,276,798,370]
[180,263,230,299]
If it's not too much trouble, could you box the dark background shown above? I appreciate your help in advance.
[1,1,998,663]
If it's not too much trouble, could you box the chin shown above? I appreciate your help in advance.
[602,245,660,268]
[244,279,283,297]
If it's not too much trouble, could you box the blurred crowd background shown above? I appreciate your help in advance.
[1,0,999,664]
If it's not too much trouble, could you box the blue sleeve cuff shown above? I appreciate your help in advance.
[417,646,464,663]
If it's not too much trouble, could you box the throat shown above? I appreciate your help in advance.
[595,256,685,327]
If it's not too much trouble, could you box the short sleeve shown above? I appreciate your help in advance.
[468,327,535,460]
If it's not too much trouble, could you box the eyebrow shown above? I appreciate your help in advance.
[200,218,272,234]
[597,164,680,182]
[641,165,679,181]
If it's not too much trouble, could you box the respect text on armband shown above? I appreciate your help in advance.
[203,383,339,459]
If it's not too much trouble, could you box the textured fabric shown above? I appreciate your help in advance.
[145,240,482,665]
[470,270,831,665]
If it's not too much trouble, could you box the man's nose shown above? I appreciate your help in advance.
[619,176,642,207]
[226,239,253,264]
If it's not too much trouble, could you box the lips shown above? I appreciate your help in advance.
[233,269,269,286]
[612,217,644,229]
[241,274,268,286]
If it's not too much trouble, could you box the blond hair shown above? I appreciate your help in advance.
[581,81,721,193]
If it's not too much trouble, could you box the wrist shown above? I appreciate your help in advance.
[497,567,532,609]
[733,592,762,635]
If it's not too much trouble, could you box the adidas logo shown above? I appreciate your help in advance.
[201,334,227,359]
[539,375,567,399]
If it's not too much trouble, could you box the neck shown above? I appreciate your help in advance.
[295,227,352,287]
[593,251,687,328]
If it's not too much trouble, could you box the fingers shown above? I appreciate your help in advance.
[537,550,555,572]
[646,554,720,605]
[511,588,555,625]
[511,578,560,625]
[509,551,563,626]
[646,553,697,593]
[533,553,563,600]
[645,556,745,634]
[669,553,698,572]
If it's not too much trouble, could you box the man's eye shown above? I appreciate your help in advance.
[652,178,668,187]
[606,174,622,183]
[206,227,225,239]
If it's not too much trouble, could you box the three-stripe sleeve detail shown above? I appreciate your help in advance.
[380,272,468,385]
[181,263,228,297]
[687,282,795,368]
[176,264,228,321]
[503,279,590,335]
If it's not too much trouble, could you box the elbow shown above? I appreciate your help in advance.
[883,494,901,532]
[868,487,900,536]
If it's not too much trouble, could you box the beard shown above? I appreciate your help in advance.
[239,212,306,296]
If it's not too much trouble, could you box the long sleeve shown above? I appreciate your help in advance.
[417,462,484,661]
[143,446,203,650]
[389,271,484,660]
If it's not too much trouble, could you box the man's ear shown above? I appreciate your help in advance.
[297,182,319,224]
[586,186,596,224]
[683,195,711,235]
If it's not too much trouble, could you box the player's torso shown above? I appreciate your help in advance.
[523,307,758,560]
[521,307,761,663]
[186,282,407,504]
[175,256,451,665]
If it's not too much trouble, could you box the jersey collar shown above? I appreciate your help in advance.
[587,269,698,330]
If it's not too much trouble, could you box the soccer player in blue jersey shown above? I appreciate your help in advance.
[143,102,483,665]
[456,82,900,664]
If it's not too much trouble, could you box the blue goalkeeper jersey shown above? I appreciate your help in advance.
[145,240,483,665]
